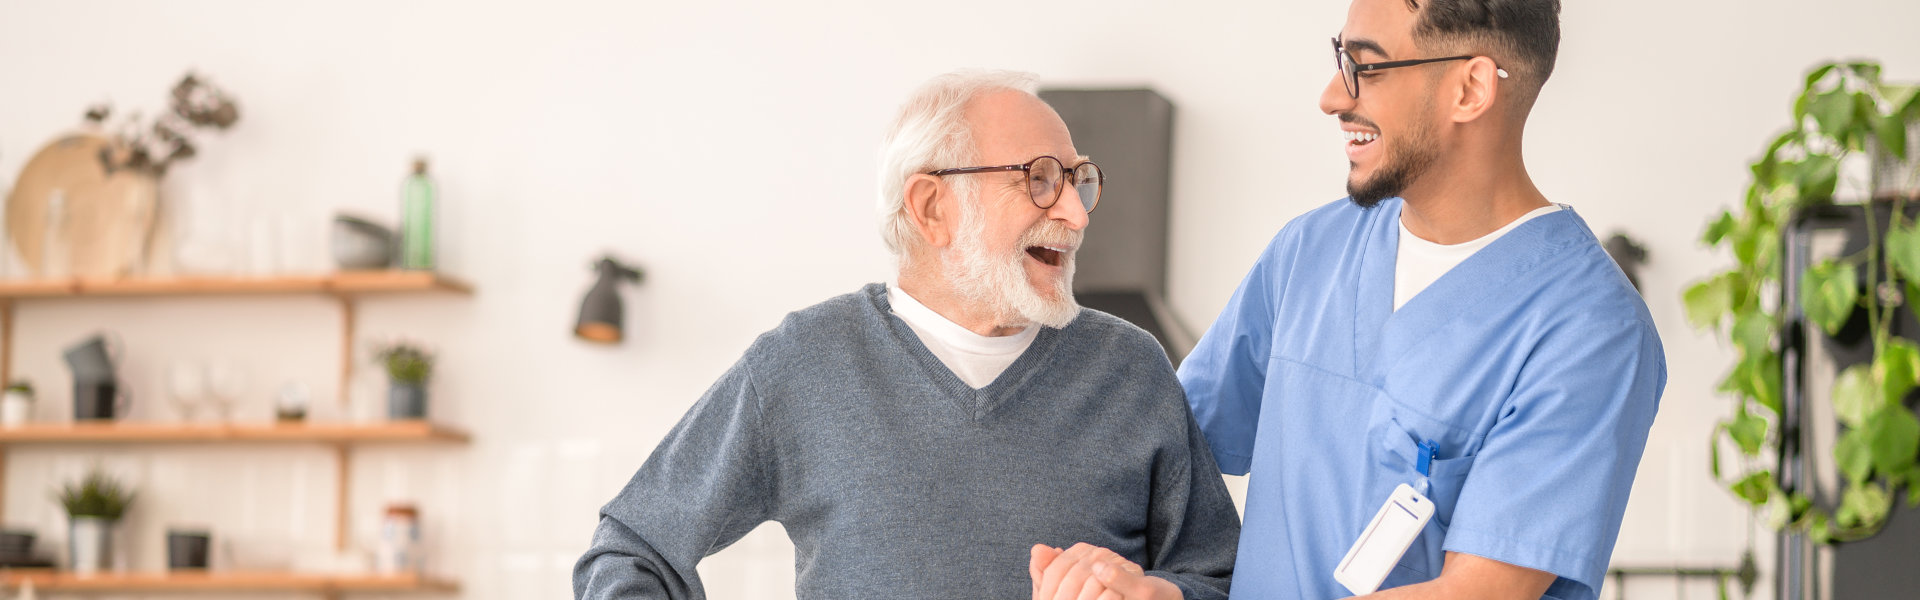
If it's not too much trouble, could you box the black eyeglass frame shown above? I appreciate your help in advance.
[1332,37,1504,99]
[926,155,1104,213]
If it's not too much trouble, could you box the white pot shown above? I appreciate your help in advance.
[2,392,33,427]
[69,516,114,577]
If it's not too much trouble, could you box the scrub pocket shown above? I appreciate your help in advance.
[1365,403,1477,586]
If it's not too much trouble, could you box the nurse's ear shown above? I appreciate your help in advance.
[1446,56,1503,125]
[903,173,957,249]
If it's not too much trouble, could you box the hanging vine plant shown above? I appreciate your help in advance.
[1689,60,1920,544]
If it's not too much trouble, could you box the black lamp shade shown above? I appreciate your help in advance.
[575,257,643,344]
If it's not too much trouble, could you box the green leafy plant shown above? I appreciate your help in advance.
[1689,60,1920,544]
[374,342,434,384]
[54,468,135,520]
[3,380,30,396]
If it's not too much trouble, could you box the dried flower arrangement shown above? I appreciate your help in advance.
[87,73,240,177]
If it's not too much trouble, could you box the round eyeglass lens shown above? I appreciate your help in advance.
[1072,162,1103,212]
[1027,156,1065,207]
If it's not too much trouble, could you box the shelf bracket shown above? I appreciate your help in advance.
[0,299,10,524]
[1,298,13,391]
[335,442,351,552]
[337,294,355,418]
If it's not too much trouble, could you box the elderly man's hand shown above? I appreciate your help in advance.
[1029,543,1183,600]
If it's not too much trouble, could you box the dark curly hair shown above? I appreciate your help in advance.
[1404,0,1561,105]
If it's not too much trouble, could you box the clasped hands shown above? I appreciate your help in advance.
[1028,543,1184,600]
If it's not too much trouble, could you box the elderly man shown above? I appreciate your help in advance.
[572,70,1238,600]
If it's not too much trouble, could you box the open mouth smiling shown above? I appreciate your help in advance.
[1025,245,1070,267]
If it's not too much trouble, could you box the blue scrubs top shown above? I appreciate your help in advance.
[1180,198,1664,600]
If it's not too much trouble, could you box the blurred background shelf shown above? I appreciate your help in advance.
[0,421,470,444]
[0,271,476,557]
[0,271,473,299]
[0,420,469,553]
[0,570,459,595]
[0,270,473,410]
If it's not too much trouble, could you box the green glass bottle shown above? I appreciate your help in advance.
[400,157,435,270]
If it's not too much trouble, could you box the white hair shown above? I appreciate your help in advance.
[876,69,1040,260]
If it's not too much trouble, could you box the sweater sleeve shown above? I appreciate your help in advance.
[1140,408,1243,600]
[573,359,779,600]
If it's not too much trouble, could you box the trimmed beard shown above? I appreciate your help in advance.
[1347,107,1439,209]
[943,198,1082,330]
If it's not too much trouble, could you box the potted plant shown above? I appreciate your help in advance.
[374,342,434,420]
[2,380,32,427]
[54,468,134,576]
[1687,60,1920,586]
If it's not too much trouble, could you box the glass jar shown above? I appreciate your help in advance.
[374,503,419,574]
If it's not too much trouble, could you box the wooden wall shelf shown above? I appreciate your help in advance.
[0,269,476,562]
[0,421,470,445]
[0,421,469,560]
[0,570,459,595]
[0,269,472,424]
[0,271,473,299]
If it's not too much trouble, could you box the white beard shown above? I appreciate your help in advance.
[943,200,1081,329]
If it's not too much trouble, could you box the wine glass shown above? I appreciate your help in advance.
[165,360,205,423]
[204,360,247,422]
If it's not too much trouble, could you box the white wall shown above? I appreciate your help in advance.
[3,1,1919,598]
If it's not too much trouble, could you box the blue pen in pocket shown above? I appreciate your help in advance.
[1416,440,1437,477]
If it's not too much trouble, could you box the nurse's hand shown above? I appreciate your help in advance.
[1029,543,1181,600]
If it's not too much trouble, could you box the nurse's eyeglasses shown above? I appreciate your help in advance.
[1332,36,1508,100]
[927,156,1104,213]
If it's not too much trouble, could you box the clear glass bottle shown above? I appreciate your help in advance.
[400,158,435,270]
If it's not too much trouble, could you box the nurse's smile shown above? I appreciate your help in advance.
[1343,126,1381,162]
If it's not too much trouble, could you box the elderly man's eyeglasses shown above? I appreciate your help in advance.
[927,156,1103,213]
[1332,37,1507,100]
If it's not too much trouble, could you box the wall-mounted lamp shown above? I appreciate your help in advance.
[574,256,644,344]
[1603,232,1649,293]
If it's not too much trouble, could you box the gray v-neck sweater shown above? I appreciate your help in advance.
[574,284,1239,599]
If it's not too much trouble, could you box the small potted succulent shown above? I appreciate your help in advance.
[374,342,434,420]
[2,380,33,427]
[54,468,135,576]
